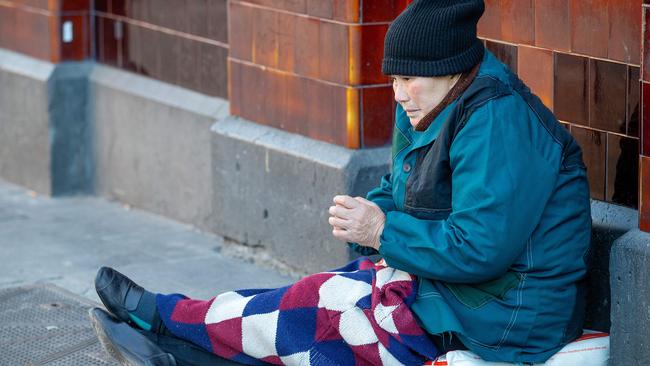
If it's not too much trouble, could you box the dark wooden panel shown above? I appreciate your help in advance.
[572,126,606,200]
[589,59,627,133]
[554,52,589,125]
[606,133,639,208]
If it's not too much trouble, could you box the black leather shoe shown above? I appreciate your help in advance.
[90,308,176,366]
[95,266,145,326]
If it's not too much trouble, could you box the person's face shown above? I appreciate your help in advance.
[392,75,460,127]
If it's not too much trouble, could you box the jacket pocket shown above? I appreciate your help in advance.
[404,205,452,221]
[443,271,523,310]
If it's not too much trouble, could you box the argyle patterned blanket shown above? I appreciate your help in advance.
[156,258,439,365]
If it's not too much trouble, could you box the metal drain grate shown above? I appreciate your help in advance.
[0,284,119,365]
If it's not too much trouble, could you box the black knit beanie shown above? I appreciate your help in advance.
[382,0,485,77]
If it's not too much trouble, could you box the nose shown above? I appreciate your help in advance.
[393,81,409,103]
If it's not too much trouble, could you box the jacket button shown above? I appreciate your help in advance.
[403,163,412,172]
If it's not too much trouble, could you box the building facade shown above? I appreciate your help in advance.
[1,1,649,362]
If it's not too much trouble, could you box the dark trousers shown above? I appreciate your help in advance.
[138,330,242,366]
[136,329,465,366]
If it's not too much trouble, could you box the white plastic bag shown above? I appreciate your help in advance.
[428,330,609,366]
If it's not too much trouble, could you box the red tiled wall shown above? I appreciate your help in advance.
[94,0,228,98]
[0,0,91,62]
[1,1,644,212]
[228,0,410,149]
[0,0,227,98]
[479,0,641,211]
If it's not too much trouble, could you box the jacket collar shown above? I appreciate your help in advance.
[394,50,507,150]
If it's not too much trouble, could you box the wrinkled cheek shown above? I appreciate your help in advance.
[409,85,421,107]
[409,84,421,98]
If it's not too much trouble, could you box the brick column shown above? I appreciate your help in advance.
[0,0,91,62]
[227,0,410,149]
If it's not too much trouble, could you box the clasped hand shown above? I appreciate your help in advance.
[328,195,385,250]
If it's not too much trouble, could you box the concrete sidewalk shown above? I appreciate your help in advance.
[0,179,294,302]
[0,178,298,364]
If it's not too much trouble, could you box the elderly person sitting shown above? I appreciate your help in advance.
[90,0,591,365]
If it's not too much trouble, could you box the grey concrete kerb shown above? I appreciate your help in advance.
[90,64,230,231]
[609,228,650,365]
[0,49,55,194]
[586,200,638,331]
[210,116,392,274]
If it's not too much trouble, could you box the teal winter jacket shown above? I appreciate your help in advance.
[351,50,591,363]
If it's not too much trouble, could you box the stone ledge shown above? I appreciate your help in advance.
[49,62,95,195]
[0,48,55,194]
[0,48,54,81]
[90,64,229,230]
[610,228,650,365]
[89,65,228,118]
[211,117,391,274]
[586,200,638,332]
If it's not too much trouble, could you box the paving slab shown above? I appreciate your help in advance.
[0,179,294,301]
[0,179,295,364]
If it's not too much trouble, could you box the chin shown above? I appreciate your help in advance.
[408,117,420,127]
